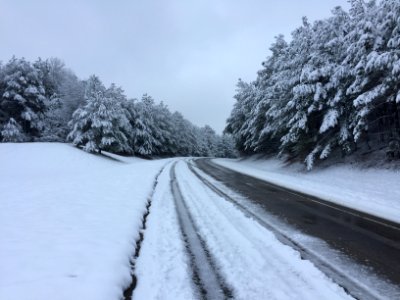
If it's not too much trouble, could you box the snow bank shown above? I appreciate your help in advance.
[0,143,169,300]
[214,157,400,224]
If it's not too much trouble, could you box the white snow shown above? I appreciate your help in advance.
[0,143,169,300]
[133,159,357,299]
[134,162,195,300]
[214,157,400,223]
[172,161,352,299]
[2,143,392,300]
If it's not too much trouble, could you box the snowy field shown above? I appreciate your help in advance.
[0,143,169,300]
[214,157,400,223]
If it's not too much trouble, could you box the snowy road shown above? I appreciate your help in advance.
[4,145,395,299]
[193,158,400,299]
[133,160,364,299]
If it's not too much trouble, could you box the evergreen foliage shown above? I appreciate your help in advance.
[0,58,234,158]
[1,118,26,142]
[0,57,47,138]
[67,76,132,154]
[225,0,400,169]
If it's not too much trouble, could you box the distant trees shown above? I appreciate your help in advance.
[225,0,400,169]
[67,82,234,157]
[0,57,235,158]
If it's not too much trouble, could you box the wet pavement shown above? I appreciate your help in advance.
[195,158,400,287]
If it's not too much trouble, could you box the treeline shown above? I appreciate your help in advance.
[0,57,236,158]
[225,0,400,169]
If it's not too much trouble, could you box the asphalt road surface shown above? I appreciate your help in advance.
[195,158,400,288]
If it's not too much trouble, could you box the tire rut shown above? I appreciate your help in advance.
[187,160,381,300]
[170,162,233,300]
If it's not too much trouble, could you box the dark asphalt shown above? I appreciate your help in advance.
[195,158,400,287]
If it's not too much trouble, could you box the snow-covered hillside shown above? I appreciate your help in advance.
[214,157,400,223]
[0,143,169,300]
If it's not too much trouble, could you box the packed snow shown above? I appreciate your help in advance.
[135,160,354,299]
[167,161,352,299]
[214,157,400,223]
[134,162,195,300]
[0,143,169,300]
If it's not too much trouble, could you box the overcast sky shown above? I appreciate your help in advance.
[0,0,350,133]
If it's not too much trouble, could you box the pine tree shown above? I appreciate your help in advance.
[278,17,316,159]
[0,57,47,139]
[256,35,290,154]
[131,94,160,156]
[67,75,131,154]
[170,112,198,156]
[1,118,26,142]
[225,79,258,154]
[152,102,174,156]
[33,58,84,141]
[216,134,238,158]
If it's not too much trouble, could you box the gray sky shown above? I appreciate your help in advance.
[0,0,350,133]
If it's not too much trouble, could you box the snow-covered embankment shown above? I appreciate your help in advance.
[214,157,400,223]
[0,143,169,300]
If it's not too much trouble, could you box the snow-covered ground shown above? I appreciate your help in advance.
[214,157,400,223]
[2,143,391,299]
[134,161,352,299]
[134,161,195,300]
[0,143,169,300]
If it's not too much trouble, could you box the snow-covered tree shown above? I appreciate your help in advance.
[67,75,131,154]
[170,111,196,156]
[200,125,218,156]
[0,57,231,159]
[152,102,175,156]
[1,118,26,142]
[33,58,85,141]
[278,17,317,159]
[225,79,259,154]
[226,0,400,168]
[0,57,47,139]
[130,94,160,156]
[216,134,238,158]
[256,35,291,154]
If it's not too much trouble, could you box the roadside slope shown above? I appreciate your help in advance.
[214,157,400,223]
[0,143,169,300]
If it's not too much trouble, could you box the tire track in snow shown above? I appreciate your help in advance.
[170,162,234,300]
[123,162,170,300]
[187,160,381,300]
